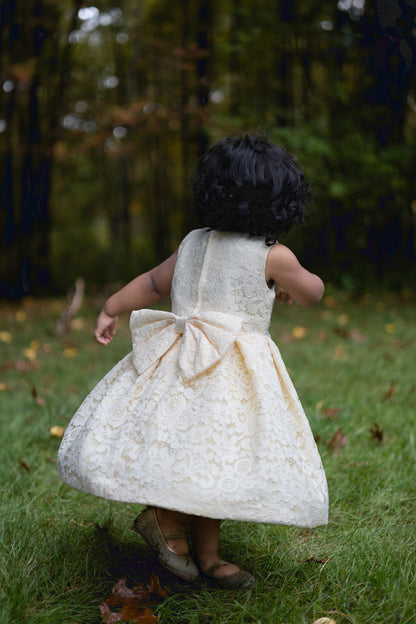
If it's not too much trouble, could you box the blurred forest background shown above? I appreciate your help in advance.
[1,0,416,298]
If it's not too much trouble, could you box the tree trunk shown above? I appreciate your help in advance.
[0,0,80,297]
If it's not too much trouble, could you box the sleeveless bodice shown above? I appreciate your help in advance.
[171,229,275,334]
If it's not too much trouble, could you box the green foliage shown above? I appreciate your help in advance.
[3,0,415,292]
[56,0,416,289]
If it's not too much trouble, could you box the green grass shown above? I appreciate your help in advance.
[0,291,415,624]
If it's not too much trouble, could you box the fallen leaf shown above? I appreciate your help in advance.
[31,386,46,406]
[303,556,329,565]
[333,327,366,343]
[384,323,395,334]
[0,331,12,343]
[321,407,344,419]
[50,426,65,438]
[292,325,307,340]
[333,345,348,360]
[369,423,383,443]
[23,347,38,361]
[19,459,30,472]
[324,295,337,308]
[16,310,27,322]
[100,574,168,624]
[337,314,349,326]
[384,383,398,400]
[347,328,367,343]
[63,347,78,358]
[327,428,347,453]
[15,359,39,371]
[100,601,157,623]
[314,330,327,342]
[333,327,349,338]
[0,382,8,391]
[71,318,85,330]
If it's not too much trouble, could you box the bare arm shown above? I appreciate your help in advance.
[94,250,178,345]
[265,244,324,307]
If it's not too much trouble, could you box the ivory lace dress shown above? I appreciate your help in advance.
[57,229,328,527]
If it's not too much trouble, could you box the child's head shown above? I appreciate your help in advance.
[192,133,311,244]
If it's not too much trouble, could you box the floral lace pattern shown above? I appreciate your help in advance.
[57,229,328,527]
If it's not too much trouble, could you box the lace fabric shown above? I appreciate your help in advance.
[57,229,328,527]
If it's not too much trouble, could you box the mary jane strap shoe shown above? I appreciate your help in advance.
[201,560,255,590]
[133,507,199,582]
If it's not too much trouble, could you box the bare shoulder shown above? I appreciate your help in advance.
[266,243,324,307]
[266,242,299,267]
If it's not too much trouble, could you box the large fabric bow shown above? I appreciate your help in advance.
[130,309,243,381]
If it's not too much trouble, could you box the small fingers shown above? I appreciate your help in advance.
[275,291,293,305]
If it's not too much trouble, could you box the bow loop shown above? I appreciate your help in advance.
[130,309,242,381]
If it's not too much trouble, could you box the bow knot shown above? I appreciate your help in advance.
[130,309,243,381]
[175,316,186,334]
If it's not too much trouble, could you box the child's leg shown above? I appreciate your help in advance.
[156,511,239,576]
[155,507,191,555]
[145,509,254,587]
[190,516,241,578]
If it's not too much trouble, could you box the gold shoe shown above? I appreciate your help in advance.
[133,507,198,582]
[201,560,255,590]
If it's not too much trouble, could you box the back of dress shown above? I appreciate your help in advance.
[57,227,328,528]
[171,229,275,334]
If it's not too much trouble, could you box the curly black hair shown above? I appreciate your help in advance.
[192,133,312,245]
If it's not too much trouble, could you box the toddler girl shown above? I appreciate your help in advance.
[57,134,328,590]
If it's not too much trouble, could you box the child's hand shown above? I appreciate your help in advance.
[275,284,293,305]
[94,310,118,345]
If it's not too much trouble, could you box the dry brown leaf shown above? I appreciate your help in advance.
[384,383,398,400]
[63,347,78,358]
[333,344,348,361]
[369,423,384,443]
[314,330,327,342]
[347,328,367,343]
[321,407,344,419]
[19,459,30,472]
[324,295,338,308]
[100,601,157,623]
[333,327,366,343]
[100,574,168,624]
[303,556,329,565]
[31,386,46,406]
[0,359,40,372]
[327,428,347,453]
[333,327,349,338]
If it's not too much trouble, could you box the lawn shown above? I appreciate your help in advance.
[0,290,415,624]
